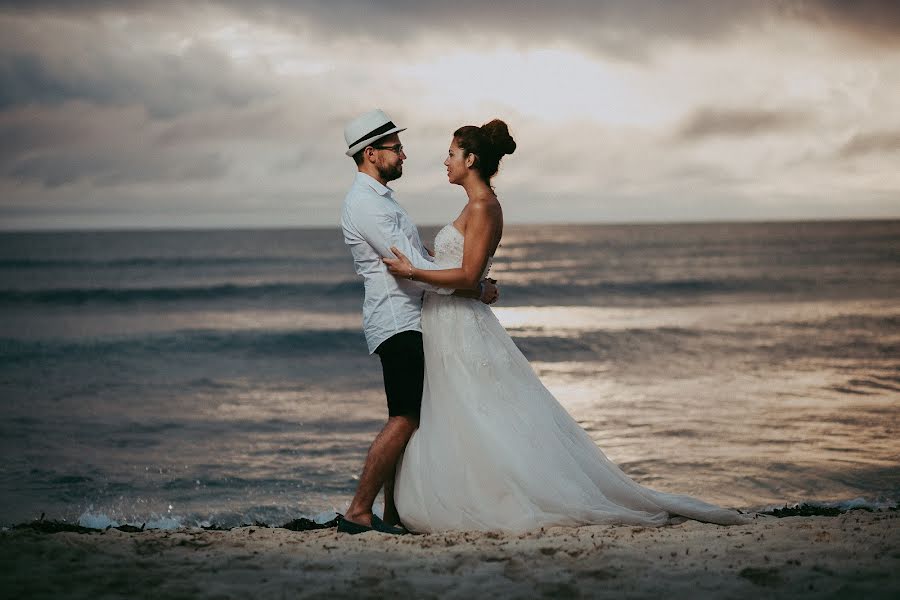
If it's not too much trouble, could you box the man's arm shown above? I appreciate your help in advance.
[351,201,474,292]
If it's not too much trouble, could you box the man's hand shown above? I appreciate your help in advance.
[479,278,499,305]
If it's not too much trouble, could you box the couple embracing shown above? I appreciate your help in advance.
[338,109,748,535]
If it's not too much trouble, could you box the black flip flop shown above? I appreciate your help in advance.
[336,514,408,535]
[371,515,409,535]
[336,515,374,535]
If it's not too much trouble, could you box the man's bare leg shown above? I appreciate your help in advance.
[343,415,417,527]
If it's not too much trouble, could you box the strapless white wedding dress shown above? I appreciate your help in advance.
[394,224,748,532]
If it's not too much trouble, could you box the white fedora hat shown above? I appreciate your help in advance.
[344,109,406,157]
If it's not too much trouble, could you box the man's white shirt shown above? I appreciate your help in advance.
[341,172,452,354]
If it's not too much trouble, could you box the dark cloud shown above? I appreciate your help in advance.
[208,0,770,62]
[153,102,311,146]
[0,92,336,191]
[2,1,898,53]
[788,1,900,45]
[0,53,110,110]
[0,101,235,188]
[838,130,900,157]
[0,109,90,164]
[0,1,896,227]
[0,1,177,16]
[676,108,812,141]
[6,149,228,187]
[0,20,273,118]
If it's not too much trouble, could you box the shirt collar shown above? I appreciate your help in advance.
[355,171,394,198]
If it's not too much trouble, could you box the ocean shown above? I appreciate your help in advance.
[0,221,898,529]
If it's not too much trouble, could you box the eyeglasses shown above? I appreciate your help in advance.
[371,144,404,154]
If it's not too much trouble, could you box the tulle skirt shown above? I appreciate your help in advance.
[394,293,748,533]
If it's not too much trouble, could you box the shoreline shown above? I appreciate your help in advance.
[3,509,897,599]
[7,501,894,534]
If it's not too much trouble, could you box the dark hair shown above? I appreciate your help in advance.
[454,119,516,183]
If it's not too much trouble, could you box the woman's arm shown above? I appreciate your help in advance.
[384,202,498,289]
[351,198,461,291]
[352,204,437,273]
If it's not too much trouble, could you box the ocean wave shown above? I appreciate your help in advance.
[0,256,323,269]
[78,510,185,531]
[499,276,868,303]
[0,276,845,308]
[73,507,342,531]
[0,281,363,306]
[2,310,896,364]
[513,314,898,363]
[0,327,707,364]
[513,326,719,362]
[0,328,368,362]
[782,313,900,332]
[57,497,900,530]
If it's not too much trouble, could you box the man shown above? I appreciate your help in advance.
[338,109,498,534]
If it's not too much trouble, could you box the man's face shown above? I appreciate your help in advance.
[370,133,406,182]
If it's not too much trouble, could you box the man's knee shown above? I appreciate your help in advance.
[387,414,419,434]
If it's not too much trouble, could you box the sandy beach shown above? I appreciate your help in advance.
[2,509,898,599]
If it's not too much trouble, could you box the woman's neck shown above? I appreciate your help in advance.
[461,176,495,203]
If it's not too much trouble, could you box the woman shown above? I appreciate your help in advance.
[383,120,748,533]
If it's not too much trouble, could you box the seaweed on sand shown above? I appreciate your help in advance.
[281,515,341,531]
[761,503,873,518]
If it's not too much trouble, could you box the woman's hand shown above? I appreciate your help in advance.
[479,279,499,304]
[383,246,415,279]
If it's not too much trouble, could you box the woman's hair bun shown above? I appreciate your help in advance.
[453,119,515,182]
[480,119,516,157]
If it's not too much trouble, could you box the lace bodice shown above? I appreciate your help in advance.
[433,224,493,278]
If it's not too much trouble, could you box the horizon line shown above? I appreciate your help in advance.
[1,215,898,235]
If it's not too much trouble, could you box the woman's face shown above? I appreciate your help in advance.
[443,138,470,185]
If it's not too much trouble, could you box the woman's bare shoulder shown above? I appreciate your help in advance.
[466,196,501,218]
[457,195,501,232]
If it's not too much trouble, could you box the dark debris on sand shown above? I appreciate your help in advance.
[281,515,341,531]
[13,520,99,535]
[9,506,898,534]
[760,503,886,518]
[9,512,342,535]
[12,513,146,535]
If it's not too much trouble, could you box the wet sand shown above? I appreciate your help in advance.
[2,510,898,599]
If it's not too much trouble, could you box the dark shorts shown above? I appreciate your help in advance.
[374,330,424,419]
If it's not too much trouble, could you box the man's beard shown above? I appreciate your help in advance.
[378,162,403,182]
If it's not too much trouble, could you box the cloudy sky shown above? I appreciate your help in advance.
[1,1,899,230]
